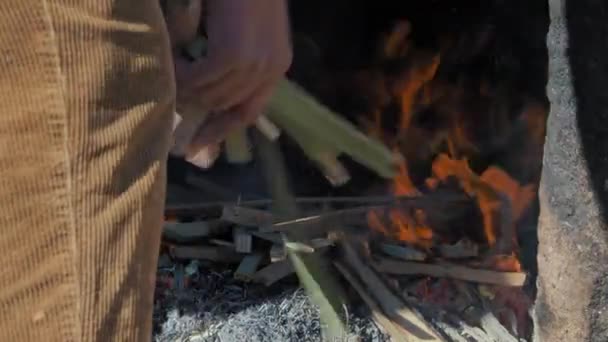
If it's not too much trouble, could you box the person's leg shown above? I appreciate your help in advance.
[0,1,174,341]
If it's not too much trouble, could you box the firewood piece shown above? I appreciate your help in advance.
[165,193,467,212]
[259,206,376,233]
[251,231,283,244]
[437,239,479,259]
[163,220,228,242]
[310,237,335,249]
[171,246,242,263]
[253,259,294,286]
[334,261,416,341]
[234,253,264,282]
[373,258,527,287]
[261,193,470,234]
[340,240,443,341]
[222,205,274,227]
[233,227,253,253]
[208,239,235,248]
[380,243,426,261]
[270,244,286,263]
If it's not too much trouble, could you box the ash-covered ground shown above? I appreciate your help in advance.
[153,265,389,342]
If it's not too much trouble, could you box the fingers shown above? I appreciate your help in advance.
[186,112,243,155]
[233,77,280,124]
[185,77,280,156]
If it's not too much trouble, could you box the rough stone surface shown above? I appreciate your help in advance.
[534,0,608,340]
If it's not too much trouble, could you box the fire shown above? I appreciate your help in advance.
[367,157,434,249]
[365,20,542,273]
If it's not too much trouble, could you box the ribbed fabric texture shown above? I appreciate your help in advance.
[0,1,175,341]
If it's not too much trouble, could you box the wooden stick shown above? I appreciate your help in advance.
[253,259,294,286]
[261,193,469,234]
[165,193,467,213]
[340,240,443,341]
[251,231,283,244]
[222,205,274,227]
[438,239,479,259]
[171,246,242,263]
[208,239,235,248]
[163,220,229,242]
[270,244,287,263]
[372,258,527,287]
[259,205,378,233]
[235,253,264,282]
[334,261,415,342]
[379,243,427,261]
[233,227,253,253]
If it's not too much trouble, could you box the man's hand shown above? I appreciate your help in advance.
[171,0,292,159]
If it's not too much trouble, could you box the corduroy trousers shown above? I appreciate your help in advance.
[0,0,174,341]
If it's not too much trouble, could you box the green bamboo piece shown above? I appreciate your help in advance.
[278,112,350,186]
[266,79,400,178]
[253,131,348,342]
[185,36,399,179]
[224,128,252,164]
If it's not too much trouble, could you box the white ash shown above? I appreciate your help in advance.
[153,268,389,342]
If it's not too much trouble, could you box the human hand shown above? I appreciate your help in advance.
[171,0,292,161]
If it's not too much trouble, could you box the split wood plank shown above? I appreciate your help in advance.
[380,243,427,261]
[334,261,420,342]
[372,258,527,287]
[252,259,294,286]
[269,244,286,262]
[163,220,229,242]
[233,227,253,253]
[340,241,443,341]
[235,253,264,282]
[171,246,242,264]
[222,205,275,227]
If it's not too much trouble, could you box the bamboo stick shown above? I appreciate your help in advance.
[224,128,252,164]
[253,131,348,341]
[266,79,400,179]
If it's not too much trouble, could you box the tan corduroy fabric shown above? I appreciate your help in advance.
[0,0,174,341]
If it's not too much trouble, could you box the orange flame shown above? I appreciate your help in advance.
[367,159,434,249]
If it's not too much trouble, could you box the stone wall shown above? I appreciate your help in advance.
[534,0,608,340]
